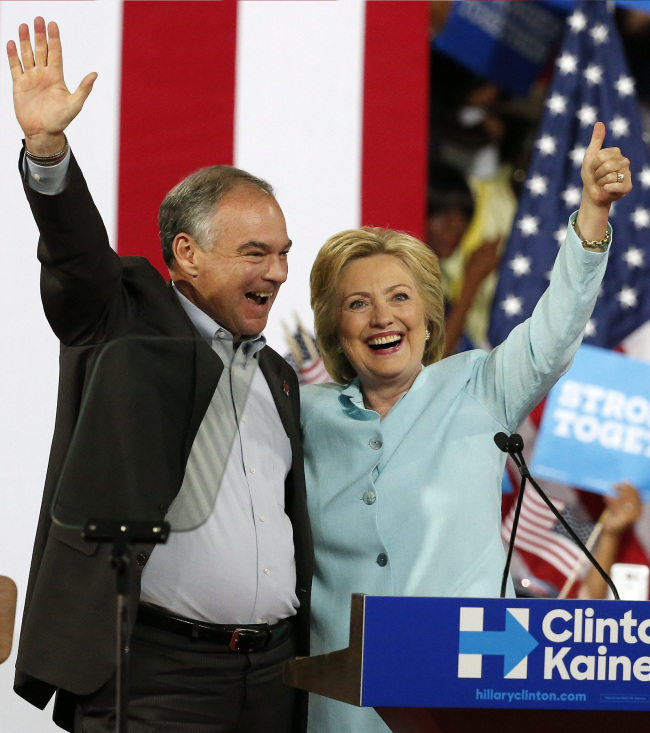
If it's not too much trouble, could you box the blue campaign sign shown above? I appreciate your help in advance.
[361,596,650,710]
[434,1,564,96]
[530,345,650,501]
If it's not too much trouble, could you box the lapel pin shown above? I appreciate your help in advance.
[282,382,290,397]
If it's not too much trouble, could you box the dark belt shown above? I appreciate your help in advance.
[137,604,292,653]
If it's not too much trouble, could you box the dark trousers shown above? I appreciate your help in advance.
[73,619,299,733]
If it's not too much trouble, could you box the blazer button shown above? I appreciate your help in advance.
[136,553,148,567]
[362,491,377,505]
[376,553,388,567]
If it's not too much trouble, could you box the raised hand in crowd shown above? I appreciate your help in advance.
[579,483,643,600]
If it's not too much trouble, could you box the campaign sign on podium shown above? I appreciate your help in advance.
[360,596,650,711]
[530,344,650,501]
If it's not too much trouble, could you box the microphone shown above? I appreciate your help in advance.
[495,431,619,600]
[494,432,528,477]
[493,432,510,453]
[508,433,524,453]
[494,431,524,455]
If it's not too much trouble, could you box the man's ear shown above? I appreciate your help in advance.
[171,233,199,277]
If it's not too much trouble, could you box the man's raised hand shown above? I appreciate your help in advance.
[7,17,97,155]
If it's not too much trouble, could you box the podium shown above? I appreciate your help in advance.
[285,594,650,732]
[0,576,17,664]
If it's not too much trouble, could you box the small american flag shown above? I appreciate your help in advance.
[282,317,333,386]
[502,488,595,591]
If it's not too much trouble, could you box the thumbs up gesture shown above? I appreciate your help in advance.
[575,122,632,243]
[581,122,632,209]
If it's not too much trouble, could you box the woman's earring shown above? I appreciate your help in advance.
[425,331,431,341]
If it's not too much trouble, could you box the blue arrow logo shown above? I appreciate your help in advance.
[459,610,539,676]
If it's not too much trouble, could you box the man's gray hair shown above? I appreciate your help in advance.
[159,165,274,268]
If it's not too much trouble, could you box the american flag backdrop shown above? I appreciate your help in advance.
[0,2,427,730]
[489,0,650,352]
[491,1,650,596]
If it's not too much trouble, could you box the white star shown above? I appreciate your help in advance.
[517,215,539,237]
[545,270,553,281]
[584,320,597,338]
[509,254,532,277]
[639,167,650,189]
[584,65,603,86]
[568,10,587,33]
[561,185,582,208]
[536,134,557,156]
[546,93,567,116]
[590,24,609,45]
[577,104,598,127]
[610,115,630,138]
[556,52,578,75]
[526,174,548,197]
[623,247,645,268]
[501,295,523,317]
[554,226,566,246]
[569,144,586,167]
[616,75,635,98]
[618,286,638,309]
[631,207,650,229]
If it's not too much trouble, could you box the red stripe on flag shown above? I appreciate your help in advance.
[117,0,238,274]
[361,1,429,240]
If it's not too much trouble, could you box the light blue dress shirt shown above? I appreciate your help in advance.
[141,290,298,624]
[301,218,609,732]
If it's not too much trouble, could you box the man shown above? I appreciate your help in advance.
[7,17,312,733]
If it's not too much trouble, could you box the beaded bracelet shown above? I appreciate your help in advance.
[25,137,70,167]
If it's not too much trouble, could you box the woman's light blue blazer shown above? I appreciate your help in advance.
[301,216,610,733]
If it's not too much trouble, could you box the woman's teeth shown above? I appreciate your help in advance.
[368,335,402,350]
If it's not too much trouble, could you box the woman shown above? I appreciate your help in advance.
[301,123,631,732]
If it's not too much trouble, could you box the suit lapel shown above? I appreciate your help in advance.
[259,349,300,444]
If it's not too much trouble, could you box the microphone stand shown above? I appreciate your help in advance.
[495,432,619,600]
[83,520,170,733]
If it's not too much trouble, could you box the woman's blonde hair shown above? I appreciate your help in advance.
[310,227,445,384]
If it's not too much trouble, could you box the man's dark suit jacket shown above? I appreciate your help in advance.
[13,150,313,731]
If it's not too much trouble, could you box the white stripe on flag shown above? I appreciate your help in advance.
[0,4,123,727]
[235,0,366,351]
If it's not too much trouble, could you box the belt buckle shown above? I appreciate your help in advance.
[229,628,266,653]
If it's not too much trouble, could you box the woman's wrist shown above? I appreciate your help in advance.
[576,198,610,243]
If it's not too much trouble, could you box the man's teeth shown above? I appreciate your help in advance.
[247,292,271,305]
